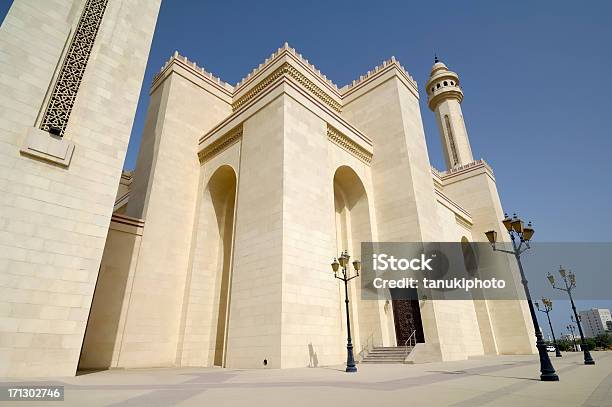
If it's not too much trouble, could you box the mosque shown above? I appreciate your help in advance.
[0,0,534,377]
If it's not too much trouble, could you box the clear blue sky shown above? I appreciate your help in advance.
[1,1,611,342]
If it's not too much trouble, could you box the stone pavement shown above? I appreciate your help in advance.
[1,351,611,406]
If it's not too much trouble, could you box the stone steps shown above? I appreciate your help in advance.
[361,346,412,364]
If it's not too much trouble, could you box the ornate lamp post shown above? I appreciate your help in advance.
[547,266,594,365]
[331,250,361,373]
[566,323,578,351]
[485,213,559,381]
[535,298,562,357]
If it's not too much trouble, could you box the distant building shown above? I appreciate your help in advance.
[579,308,612,338]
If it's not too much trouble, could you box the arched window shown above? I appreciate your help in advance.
[436,83,440,89]
[444,114,459,166]
[443,81,448,86]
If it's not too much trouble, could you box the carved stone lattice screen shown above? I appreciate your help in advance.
[40,0,109,137]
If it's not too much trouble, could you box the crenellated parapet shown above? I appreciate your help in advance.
[150,43,420,113]
[152,50,234,92]
[434,159,494,180]
[235,42,339,92]
[339,55,418,94]
[151,44,426,170]
[431,159,496,211]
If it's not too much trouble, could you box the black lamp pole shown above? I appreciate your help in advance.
[547,267,594,365]
[535,299,562,357]
[566,323,578,352]
[331,250,361,373]
[485,213,559,382]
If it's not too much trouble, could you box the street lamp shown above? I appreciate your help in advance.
[332,250,361,373]
[566,323,578,352]
[535,298,562,357]
[485,213,559,381]
[547,266,594,365]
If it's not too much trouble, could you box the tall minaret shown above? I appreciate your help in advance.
[425,57,474,170]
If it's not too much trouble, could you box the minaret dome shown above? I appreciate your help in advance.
[425,58,473,170]
[425,60,463,111]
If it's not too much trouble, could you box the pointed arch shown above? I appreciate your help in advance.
[180,164,238,367]
[332,165,379,352]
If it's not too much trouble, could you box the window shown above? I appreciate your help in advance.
[40,0,109,137]
[444,115,459,166]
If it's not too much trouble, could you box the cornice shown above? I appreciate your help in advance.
[198,80,372,150]
[455,213,472,230]
[433,159,495,185]
[234,43,340,96]
[198,125,243,163]
[110,213,145,229]
[232,62,342,113]
[198,122,371,167]
[120,170,133,184]
[427,88,463,111]
[327,125,372,164]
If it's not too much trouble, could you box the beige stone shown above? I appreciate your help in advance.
[80,46,535,372]
[0,0,161,377]
[1,2,535,374]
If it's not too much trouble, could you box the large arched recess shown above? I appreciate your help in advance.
[181,164,237,367]
[462,235,497,354]
[207,165,237,366]
[333,165,381,352]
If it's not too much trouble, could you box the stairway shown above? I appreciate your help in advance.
[361,347,412,364]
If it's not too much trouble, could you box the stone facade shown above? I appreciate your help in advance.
[0,0,161,377]
[80,44,536,371]
[0,0,536,374]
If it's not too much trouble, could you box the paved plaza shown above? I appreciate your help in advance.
[1,351,611,406]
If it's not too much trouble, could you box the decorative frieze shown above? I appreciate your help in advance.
[327,125,372,164]
[198,125,243,163]
[40,0,109,137]
[235,43,339,91]
[436,159,494,179]
[232,62,342,113]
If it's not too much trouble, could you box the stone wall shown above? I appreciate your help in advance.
[0,0,161,377]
